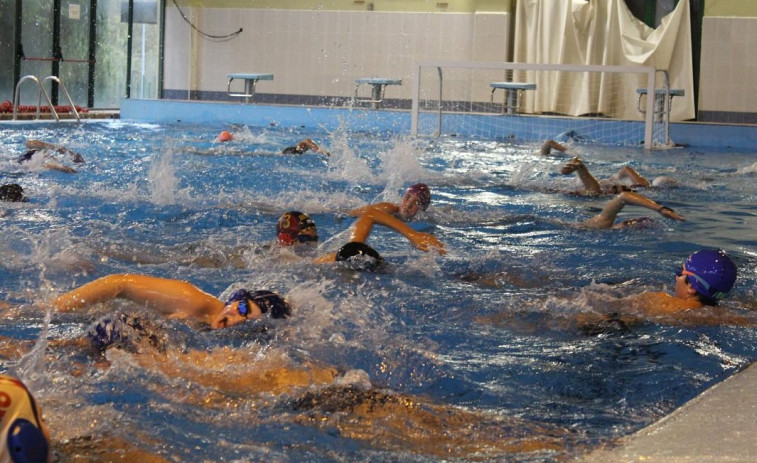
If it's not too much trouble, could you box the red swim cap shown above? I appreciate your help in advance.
[276,211,318,245]
[405,183,431,210]
[217,130,233,142]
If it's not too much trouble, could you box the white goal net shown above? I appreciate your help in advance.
[410,62,679,149]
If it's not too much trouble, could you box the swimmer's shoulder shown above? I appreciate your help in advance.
[635,291,702,316]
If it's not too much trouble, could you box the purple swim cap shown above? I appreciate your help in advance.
[405,183,431,211]
[683,249,737,303]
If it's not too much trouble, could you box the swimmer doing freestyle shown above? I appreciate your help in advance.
[53,274,290,329]
[314,183,445,268]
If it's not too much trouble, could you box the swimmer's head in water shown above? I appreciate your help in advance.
[87,313,167,353]
[226,289,291,320]
[217,130,233,142]
[276,211,318,245]
[0,183,27,202]
[652,176,679,188]
[404,183,431,211]
[335,242,383,271]
[250,290,291,319]
[680,249,737,304]
[0,375,50,463]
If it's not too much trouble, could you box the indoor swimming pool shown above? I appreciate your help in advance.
[1,120,756,461]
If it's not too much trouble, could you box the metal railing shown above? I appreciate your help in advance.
[13,75,81,122]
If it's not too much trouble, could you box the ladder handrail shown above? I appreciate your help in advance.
[41,76,81,122]
[13,75,59,121]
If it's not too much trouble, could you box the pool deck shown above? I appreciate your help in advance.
[579,361,757,462]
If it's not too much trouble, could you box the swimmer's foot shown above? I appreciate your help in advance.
[561,157,584,175]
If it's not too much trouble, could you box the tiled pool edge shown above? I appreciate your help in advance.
[120,98,757,150]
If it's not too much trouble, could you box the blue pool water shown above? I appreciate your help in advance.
[1,120,756,461]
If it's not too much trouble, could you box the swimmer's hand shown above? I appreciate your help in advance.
[657,206,685,221]
[44,161,77,174]
[409,231,446,255]
[314,252,337,264]
[560,157,584,174]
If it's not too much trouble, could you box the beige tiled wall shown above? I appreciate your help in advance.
[699,16,757,114]
[164,7,512,101]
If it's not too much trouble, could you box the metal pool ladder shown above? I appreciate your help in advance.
[13,75,81,122]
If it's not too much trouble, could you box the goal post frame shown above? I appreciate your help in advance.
[410,61,657,148]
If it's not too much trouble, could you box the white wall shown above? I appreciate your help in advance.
[698,16,757,117]
[163,7,511,102]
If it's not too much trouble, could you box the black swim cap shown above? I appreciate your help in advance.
[335,242,384,271]
[250,290,291,319]
[0,183,27,202]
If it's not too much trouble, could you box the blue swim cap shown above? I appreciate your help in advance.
[7,418,49,463]
[0,375,49,463]
[684,249,737,303]
[335,242,383,271]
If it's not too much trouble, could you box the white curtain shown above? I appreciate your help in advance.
[513,0,694,121]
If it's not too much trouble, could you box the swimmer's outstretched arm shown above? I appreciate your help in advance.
[53,274,224,322]
[581,191,685,229]
[347,202,400,217]
[26,139,84,163]
[43,160,77,174]
[616,166,650,188]
[298,139,330,156]
[540,140,568,155]
[561,157,602,195]
[351,208,446,254]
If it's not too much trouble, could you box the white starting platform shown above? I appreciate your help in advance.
[490,81,537,115]
[227,73,274,103]
[354,77,402,109]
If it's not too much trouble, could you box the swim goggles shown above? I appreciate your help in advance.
[675,265,709,290]
[676,263,728,299]
[226,289,256,317]
[236,298,252,317]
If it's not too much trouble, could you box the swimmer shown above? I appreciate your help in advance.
[539,139,569,156]
[561,157,678,196]
[277,211,318,245]
[579,190,684,229]
[282,139,330,156]
[0,374,51,463]
[291,384,571,458]
[0,183,27,202]
[52,274,290,330]
[333,241,385,271]
[585,249,747,327]
[315,183,445,264]
[480,249,749,332]
[17,139,84,173]
[348,182,433,222]
[216,130,233,142]
[635,249,738,316]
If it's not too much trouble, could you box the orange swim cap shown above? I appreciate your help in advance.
[217,130,233,142]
